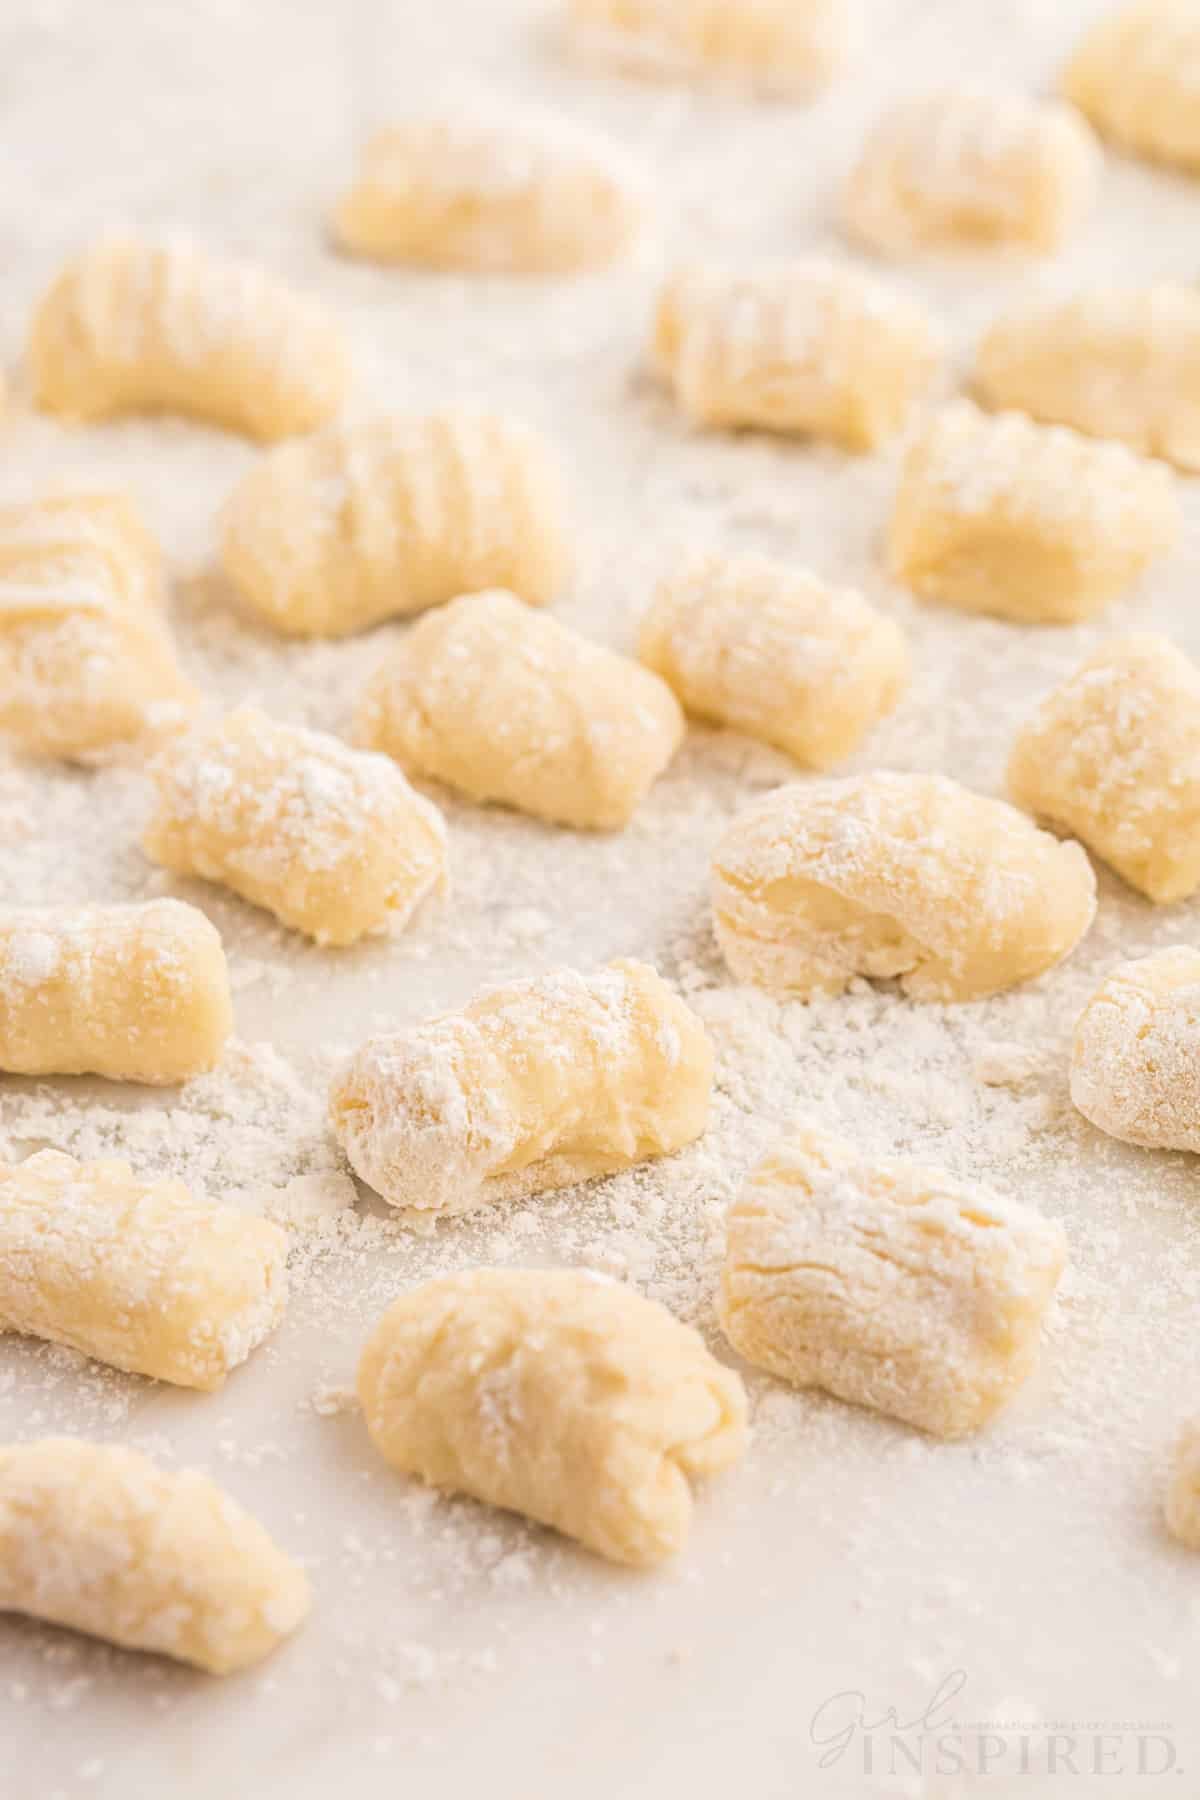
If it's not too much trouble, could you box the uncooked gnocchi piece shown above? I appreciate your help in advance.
[843,88,1099,254]
[976,285,1200,472]
[358,1267,748,1566]
[711,772,1096,1001]
[221,411,571,637]
[0,899,232,1084]
[330,959,712,1220]
[887,403,1179,624]
[0,490,197,761]
[0,1438,309,1672]
[357,589,683,829]
[1165,1421,1200,1549]
[636,549,908,764]
[0,1150,287,1389]
[1008,634,1200,902]
[1063,0,1200,175]
[720,1128,1067,1438]
[654,259,941,449]
[567,0,858,92]
[1070,949,1200,1150]
[144,706,447,946]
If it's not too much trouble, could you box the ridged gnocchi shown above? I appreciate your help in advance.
[221,412,571,637]
[1008,633,1200,902]
[720,1128,1067,1438]
[1071,949,1200,1152]
[654,259,941,449]
[567,0,858,92]
[1064,0,1200,175]
[358,1268,748,1566]
[1165,1422,1200,1549]
[29,235,348,442]
[887,403,1179,624]
[357,589,683,829]
[330,959,713,1220]
[711,772,1096,1001]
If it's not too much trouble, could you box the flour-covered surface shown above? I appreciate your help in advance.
[1,1,1199,1795]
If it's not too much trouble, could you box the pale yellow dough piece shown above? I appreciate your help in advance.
[976,285,1200,472]
[1071,949,1200,1150]
[0,899,232,1084]
[637,549,907,765]
[844,88,1099,254]
[888,403,1179,624]
[720,1128,1067,1438]
[0,490,197,761]
[1008,633,1200,902]
[1063,0,1200,174]
[0,1438,309,1672]
[357,589,683,829]
[654,259,941,449]
[330,959,713,1220]
[0,1149,287,1389]
[221,412,571,637]
[1165,1421,1200,1549]
[358,1267,748,1566]
[144,705,447,947]
[567,0,858,93]
[711,772,1096,1001]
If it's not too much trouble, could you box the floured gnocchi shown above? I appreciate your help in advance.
[1165,1421,1200,1549]
[566,0,858,92]
[1064,0,1200,175]
[1071,949,1200,1150]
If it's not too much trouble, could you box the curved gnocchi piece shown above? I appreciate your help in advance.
[844,88,1098,254]
[1070,949,1200,1150]
[976,285,1200,472]
[358,1268,748,1566]
[888,403,1179,624]
[1165,1421,1200,1549]
[330,959,713,1220]
[654,259,941,449]
[144,706,447,946]
[566,0,858,93]
[637,549,907,765]
[0,1150,287,1389]
[711,772,1096,1001]
[0,899,232,1084]
[0,1438,309,1672]
[357,589,683,829]
[720,1128,1067,1438]
[221,412,571,637]
[1009,633,1200,902]
[1063,1,1200,175]
[29,236,348,442]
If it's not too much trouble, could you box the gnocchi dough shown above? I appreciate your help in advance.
[358,1267,748,1566]
[887,403,1179,624]
[0,1150,287,1389]
[29,235,348,442]
[1008,633,1200,902]
[1070,949,1200,1150]
[221,412,572,637]
[0,491,197,761]
[144,706,447,946]
[976,285,1200,473]
[637,549,907,764]
[0,899,233,1084]
[357,589,683,829]
[0,1438,309,1672]
[1165,1421,1200,1549]
[330,959,713,1220]
[1063,1,1200,175]
[720,1128,1067,1438]
[654,259,941,449]
[567,0,858,93]
[711,772,1096,1001]
[843,88,1099,254]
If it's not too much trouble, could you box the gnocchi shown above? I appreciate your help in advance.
[567,0,858,93]
[1008,633,1200,903]
[654,259,941,449]
[1071,949,1200,1150]
[29,235,348,442]
[0,1150,287,1390]
[844,88,1099,254]
[356,589,683,829]
[0,1438,309,1672]
[358,1267,748,1566]
[720,1128,1067,1438]
[330,959,713,1220]
[1165,1421,1200,1549]
[887,403,1179,624]
[221,411,572,637]
[0,899,233,1084]
[0,491,197,761]
[1063,0,1200,175]
[976,285,1200,472]
[144,706,447,946]
[711,772,1096,1001]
